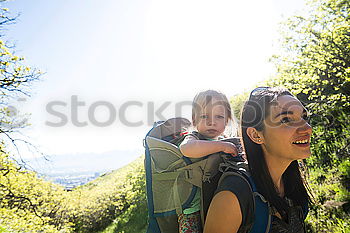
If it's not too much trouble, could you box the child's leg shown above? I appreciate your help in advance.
[178,211,202,233]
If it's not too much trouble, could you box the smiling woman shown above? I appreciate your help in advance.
[204,87,313,233]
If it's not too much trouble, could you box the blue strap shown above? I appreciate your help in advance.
[147,217,161,233]
[145,128,162,233]
[247,175,271,233]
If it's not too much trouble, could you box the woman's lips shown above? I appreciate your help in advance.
[292,142,310,148]
[292,136,311,148]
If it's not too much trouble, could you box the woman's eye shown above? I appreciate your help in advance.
[302,114,310,122]
[281,117,291,123]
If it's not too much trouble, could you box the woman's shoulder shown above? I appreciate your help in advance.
[214,173,255,232]
[204,190,242,233]
[216,170,253,197]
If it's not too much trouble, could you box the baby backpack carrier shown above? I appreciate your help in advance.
[143,117,244,233]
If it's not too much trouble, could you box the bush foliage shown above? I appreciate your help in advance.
[0,0,349,232]
[0,152,147,232]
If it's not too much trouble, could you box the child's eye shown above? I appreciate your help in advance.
[200,115,208,119]
[216,115,225,119]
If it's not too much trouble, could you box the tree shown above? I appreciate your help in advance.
[0,4,66,232]
[0,4,42,157]
[0,144,73,232]
[269,0,349,166]
[267,0,349,231]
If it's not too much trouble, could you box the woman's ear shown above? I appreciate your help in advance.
[246,127,264,144]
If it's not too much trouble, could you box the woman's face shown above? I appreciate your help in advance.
[260,95,312,161]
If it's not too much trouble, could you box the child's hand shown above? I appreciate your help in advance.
[221,142,238,156]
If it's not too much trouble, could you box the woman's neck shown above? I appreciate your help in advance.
[262,150,291,197]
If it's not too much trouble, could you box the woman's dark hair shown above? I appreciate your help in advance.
[240,87,311,218]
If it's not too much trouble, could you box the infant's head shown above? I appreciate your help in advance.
[191,90,232,139]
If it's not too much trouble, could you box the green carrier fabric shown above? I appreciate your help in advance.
[144,117,244,233]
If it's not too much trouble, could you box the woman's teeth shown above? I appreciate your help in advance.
[293,139,309,144]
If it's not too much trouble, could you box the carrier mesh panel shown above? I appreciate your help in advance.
[148,142,194,213]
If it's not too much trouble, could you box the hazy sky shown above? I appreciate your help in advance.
[2,0,307,161]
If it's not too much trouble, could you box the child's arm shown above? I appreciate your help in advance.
[179,135,238,158]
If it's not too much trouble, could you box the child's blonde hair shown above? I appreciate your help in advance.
[192,90,233,128]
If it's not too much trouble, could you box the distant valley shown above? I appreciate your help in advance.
[24,150,142,189]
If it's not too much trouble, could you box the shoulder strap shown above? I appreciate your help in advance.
[245,175,273,233]
[217,162,272,233]
[215,161,257,232]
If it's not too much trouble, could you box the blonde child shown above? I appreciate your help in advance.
[178,90,238,233]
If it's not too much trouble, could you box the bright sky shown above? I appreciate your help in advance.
[2,0,307,160]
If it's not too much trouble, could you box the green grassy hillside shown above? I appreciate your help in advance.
[0,151,148,233]
[69,156,148,233]
[2,144,348,232]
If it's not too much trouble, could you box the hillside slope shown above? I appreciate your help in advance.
[68,156,148,233]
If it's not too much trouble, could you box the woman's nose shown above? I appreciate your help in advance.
[297,120,312,134]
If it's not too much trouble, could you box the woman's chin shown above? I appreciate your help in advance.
[299,151,311,160]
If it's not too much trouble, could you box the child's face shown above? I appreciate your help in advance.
[193,102,228,139]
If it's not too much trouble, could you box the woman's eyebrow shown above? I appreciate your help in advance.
[275,109,307,119]
[274,110,293,119]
